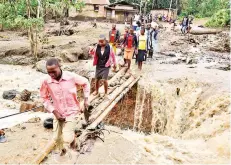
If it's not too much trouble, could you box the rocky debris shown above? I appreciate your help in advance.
[189,38,199,45]
[5,102,17,109]
[170,40,184,46]
[35,60,47,74]
[159,52,177,57]
[37,49,56,58]
[188,65,197,68]
[159,58,182,65]
[158,23,164,29]
[186,57,198,65]
[20,101,44,113]
[2,90,19,100]
[61,50,78,62]
[20,89,31,101]
[205,64,230,71]
[26,117,41,123]
[4,47,30,57]
[0,55,34,65]
[42,45,55,49]
[80,46,90,60]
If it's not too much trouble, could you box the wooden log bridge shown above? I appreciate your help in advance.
[33,68,140,164]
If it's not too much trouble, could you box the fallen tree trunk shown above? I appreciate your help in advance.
[190,28,222,35]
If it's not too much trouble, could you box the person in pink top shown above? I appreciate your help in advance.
[40,58,90,156]
[89,35,117,98]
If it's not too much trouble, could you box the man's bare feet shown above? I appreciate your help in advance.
[70,140,77,150]
[104,94,110,100]
[93,91,99,96]
[60,148,67,156]
[126,69,131,74]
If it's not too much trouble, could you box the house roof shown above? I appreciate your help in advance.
[83,0,110,5]
[108,0,139,8]
[105,6,138,12]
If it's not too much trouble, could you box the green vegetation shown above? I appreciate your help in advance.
[0,0,85,60]
[206,9,230,27]
[109,0,230,27]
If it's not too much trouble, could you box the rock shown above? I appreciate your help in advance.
[35,60,47,74]
[80,46,90,60]
[21,126,26,130]
[70,47,84,60]
[20,101,44,113]
[5,102,16,109]
[158,23,164,29]
[27,117,41,123]
[61,50,78,62]
[2,90,19,100]
[110,82,116,87]
[167,53,176,57]
[20,89,31,101]
[125,74,130,79]
[205,64,230,71]
[181,57,187,62]
[186,57,193,65]
[4,47,30,56]
[43,118,53,129]
[188,65,197,68]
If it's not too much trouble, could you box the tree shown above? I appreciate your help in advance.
[0,0,85,60]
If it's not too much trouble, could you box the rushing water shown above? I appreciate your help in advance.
[131,76,230,164]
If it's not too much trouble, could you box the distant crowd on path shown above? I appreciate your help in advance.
[105,23,159,72]
[131,13,176,27]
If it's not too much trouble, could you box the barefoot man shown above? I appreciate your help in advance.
[90,35,117,98]
[122,27,138,72]
[109,24,120,55]
[40,58,90,156]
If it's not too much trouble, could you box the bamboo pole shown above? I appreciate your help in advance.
[89,77,140,129]
[32,140,56,164]
[89,76,135,122]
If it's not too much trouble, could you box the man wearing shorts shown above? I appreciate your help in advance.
[122,27,138,72]
[89,35,117,98]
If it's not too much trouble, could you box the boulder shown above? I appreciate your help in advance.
[35,60,47,74]
[20,101,45,113]
[20,89,31,101]
[61,50,78,62]
[2,90,19,100]
[43,118,54,129]
[69,47,84,58]
[80,46,90,60]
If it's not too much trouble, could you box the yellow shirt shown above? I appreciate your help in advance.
[138,35,146,50]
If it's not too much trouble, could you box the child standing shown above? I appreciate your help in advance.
[137,27,147,70]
